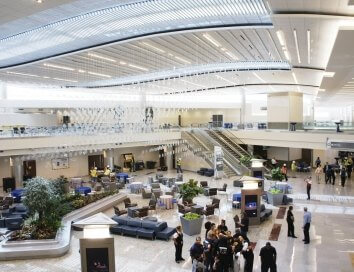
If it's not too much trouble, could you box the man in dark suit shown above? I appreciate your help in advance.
[286,206,297,238]
[259,242,277,272]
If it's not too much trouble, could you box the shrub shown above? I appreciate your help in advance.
[179,179,204,204]
[183,212,201,220]
[271,167,284,181]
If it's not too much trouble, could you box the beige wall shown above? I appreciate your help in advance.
[36,155,89,179]
[180,108,240,126]
[0,157,12,185]
[267,147,289,161]
[267,92,303,123]
[289,92,303,122]
[0,113,58,127]
[179,151,210,172]
[113,147,159,167]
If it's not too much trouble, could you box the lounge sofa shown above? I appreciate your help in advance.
[110,215,175,241]
[5,216,23,230]
[260,204,272,222]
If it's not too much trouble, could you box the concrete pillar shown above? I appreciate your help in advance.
[11,157,23,188]
[104,149,114,169]
[240,88,246,125]
[247,145,254,155]
[267,92,303,129]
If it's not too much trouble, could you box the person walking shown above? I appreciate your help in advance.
[287,206,297,238]
[259,242,277,272]
[271,157,277,168]
[176,158,183,173]
[315,156,321,167]
[291,160,297,173]
[303,207,312,244]
[173,226,185,263]
[331,167,336,185]
[323,162,329,184]
[281,164,288,181]
[315,165,322,184]
[305,176,312,200]
[340,166,347,187]
[325,164,332,184]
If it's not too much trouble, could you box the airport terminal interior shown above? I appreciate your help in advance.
[0,0,354,271]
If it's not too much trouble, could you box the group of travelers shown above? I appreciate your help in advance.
[173,215,280,272]
[317,157,352,187]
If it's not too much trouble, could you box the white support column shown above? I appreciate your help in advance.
[12,157,23,188]
[104,149,114,169]
[240,88,246,125]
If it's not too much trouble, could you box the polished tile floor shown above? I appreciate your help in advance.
[0,169,353,272]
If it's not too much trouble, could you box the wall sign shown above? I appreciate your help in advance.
[51,158,69,170]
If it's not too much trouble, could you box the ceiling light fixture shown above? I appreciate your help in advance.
[128,64,149,71]
[6,71,40,77]
[87,71,111,78]
[36,0,43,3]
[175,56,191,64]
[323,72,335,77]
[88,53,116,62]
[283,50,290,61]
[141,42,165,53]
[119,61,127,65]
[202,33,221,47]
[318,89,325,92]
[292,72,298,84]
[78,69,86,73]
[293,29,301,63]
[276,31,285,47]
[307,30,311,64]
[225,51,239,60]
[43,63,75,71]
[215,74,237,85]
[53,78,78,83]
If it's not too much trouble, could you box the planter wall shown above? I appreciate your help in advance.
[180,216,203,236]
[267,192,284,206]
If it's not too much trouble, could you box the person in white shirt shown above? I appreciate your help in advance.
[303,207,312,244]
[271,157,277,167]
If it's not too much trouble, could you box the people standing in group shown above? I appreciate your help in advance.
[303,207,312,244]
[340,166,347,187]
[176,158,183,173]
[218,219,228,233]
[190,236,204,272]
[324,163,331,184]
[173,226,185,263]
[347,157,353,179]
[315,156,321,167]
[271,157,277,168]
[305,176,312,200]
[204,232,215,272]
[259,242,277,272]
[281,163,288,181]
[330,167,336,185]
[315,164,322,184]
[242,244,254,272]
[239,212,249,238]
[286,206,297,238]
[215,233,231,272]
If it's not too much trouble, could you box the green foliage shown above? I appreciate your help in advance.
[13,176,118,241]
[268,188,282,194]
[240,155,253,167]
[271,167,284,181]
[179,179,204,203]
[52,175,69,195]
[183,212,201,220]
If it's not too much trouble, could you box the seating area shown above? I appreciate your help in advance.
[196,167,214,177]
[110,215,176,241]
[260,204,272,222]
[0,204,28,231]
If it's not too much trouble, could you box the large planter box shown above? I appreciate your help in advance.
[180,216,203,236]
[267,192,284,206]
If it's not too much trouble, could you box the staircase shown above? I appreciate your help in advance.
[182,131,239,178]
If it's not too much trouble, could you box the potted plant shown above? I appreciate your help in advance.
[180,212,203,236]
[53,175,70,195]
[179,179,204,205]
[271,167,284,182]
[266,188,284,206]
[240,155,253,167]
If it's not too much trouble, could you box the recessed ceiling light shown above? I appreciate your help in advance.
[87,71,111,78]
[128,64,149,71]
[88,53,116,62]
[283,50,290,61]
[78,69,86,73]
[6,71,40,77]
[53,78,78,83]
[43,63,75,71]
[175,56,191,64]
[293,29,301,63]
[141,42,165,53]
[292,72,298,84]
[36,0,43,3]
[307,30,311,64]
[202,33,221,47]
[318,89,325,92]
[225,51,239,60]
[276,31,285,47]
[119,61,127,65]
[323,71,335,77]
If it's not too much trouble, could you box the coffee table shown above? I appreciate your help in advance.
[143,217,158,222]
[191,204,204,215]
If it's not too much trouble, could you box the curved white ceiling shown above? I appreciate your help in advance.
[0,0,270,68]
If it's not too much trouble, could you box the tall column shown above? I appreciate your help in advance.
[240,88,246,125]
[267,92,303,129]
[11,157,23,188]
[104,150,114,169]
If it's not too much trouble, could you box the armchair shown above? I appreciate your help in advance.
[148,199,157,212]
[204,188,217,196]
[133,207,149,218]
[114,206,128,216]
[217,183,227,192]
[177,204,191,214]
[211,198,220,209]
[151,183,160,189]
[200,181,209,188]
[124,198,138,208]
[203,204,215,217]
[142,188,152,199]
